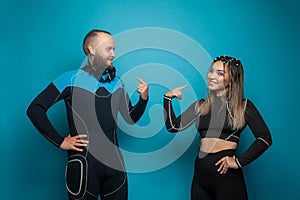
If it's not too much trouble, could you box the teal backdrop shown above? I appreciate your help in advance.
[1,0,299,199]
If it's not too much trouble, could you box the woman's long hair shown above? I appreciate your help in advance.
[196,56,246,130]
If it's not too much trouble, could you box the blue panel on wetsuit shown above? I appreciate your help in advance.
[52,69,123,94]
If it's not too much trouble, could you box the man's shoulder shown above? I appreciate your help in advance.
[52,69,83,92]
[52,69,124,93]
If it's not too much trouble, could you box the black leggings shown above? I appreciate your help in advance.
[191,149,248,200]
[65,152,127,200]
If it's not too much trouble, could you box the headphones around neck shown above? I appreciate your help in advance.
[99,67,116,83]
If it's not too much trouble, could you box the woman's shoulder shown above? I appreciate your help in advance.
[243,98,261,113]
[193,99,205,110]
[196,98,205,105]
[243,98,255,106]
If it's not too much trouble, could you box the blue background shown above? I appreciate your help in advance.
[1,0,299,199]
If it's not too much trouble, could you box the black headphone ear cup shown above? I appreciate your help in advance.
[100,67,116,83]
[110,67,116,79]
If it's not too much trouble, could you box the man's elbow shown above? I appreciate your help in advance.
[166,127,179,133]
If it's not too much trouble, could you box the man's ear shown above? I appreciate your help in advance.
[88,44,95,55]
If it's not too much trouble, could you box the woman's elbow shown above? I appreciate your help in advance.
[26,105,34,119]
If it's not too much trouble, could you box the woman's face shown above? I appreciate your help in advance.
[207,61,230,94]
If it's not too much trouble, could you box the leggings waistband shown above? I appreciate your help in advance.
[198,149,236,159]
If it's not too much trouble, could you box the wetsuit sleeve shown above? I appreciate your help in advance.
[26,83,67,147]
[118,88,148,124]
[235,100,272,167]
[163,95,199,133]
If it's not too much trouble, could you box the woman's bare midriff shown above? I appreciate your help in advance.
[200,138,237,153]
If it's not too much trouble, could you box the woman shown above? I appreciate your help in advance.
[163,56,272,200]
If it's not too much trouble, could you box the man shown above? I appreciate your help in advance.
[27,30,148,200]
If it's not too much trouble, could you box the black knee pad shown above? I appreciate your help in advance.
[65,154,88,199]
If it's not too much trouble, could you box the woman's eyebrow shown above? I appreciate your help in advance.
[216,69,225,72]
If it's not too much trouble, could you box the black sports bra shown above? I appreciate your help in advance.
[196,97,247,143]
[163,95,272,167]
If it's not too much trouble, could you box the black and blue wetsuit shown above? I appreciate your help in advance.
[27,67,148,200]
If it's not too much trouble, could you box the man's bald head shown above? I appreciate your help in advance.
[83,30,112,55]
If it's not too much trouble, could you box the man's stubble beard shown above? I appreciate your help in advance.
[92,55,109,72]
